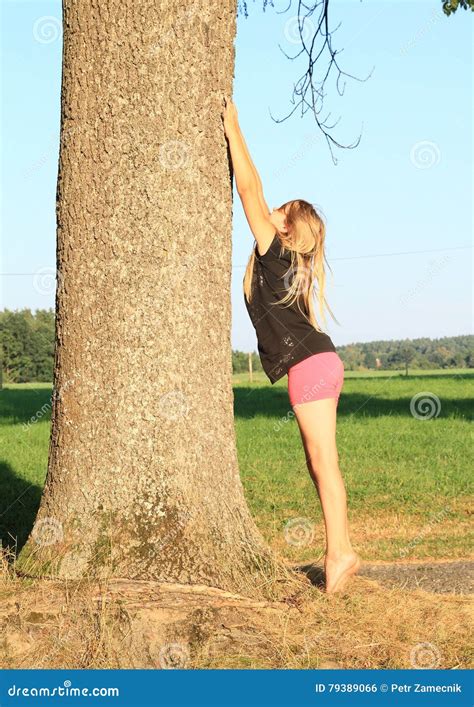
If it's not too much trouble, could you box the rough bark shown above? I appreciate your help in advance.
[17,0,286,598]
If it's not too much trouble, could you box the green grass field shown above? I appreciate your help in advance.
[1,370,472,563]
[235,368,473,562]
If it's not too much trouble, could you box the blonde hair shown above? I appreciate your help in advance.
[243,199,339,332]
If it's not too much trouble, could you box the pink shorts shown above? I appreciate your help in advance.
[287,352,344,408]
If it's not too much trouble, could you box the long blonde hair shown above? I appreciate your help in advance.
[243,199,339,332]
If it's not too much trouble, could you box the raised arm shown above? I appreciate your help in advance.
[224,102,270,216]
[222,97,275,255]
[238,125,271,218]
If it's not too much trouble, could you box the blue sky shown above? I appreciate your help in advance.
[2,0,472,351]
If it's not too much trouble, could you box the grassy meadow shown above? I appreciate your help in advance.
[0,370,472,563]
[0,371,473,670]
[234,368,473,564]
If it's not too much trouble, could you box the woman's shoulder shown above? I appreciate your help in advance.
[256,232,277,258]
[256,233,291,263]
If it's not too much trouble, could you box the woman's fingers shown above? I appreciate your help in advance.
[221,96,238,134]
[223,95,236,109]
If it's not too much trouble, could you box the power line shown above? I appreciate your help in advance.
[234,244,472,268]
[330,245,472,261]
[2,244,471,276]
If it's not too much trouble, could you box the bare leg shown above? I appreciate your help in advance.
[292,397,360,592]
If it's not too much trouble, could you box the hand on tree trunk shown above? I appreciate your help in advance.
[222,96,239,137]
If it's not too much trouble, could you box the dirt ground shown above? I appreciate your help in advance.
[2,375,472,669]
[300,559,473,595]
[359,559,473,594]
[1,557,472,669]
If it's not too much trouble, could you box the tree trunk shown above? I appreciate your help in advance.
[17,0,284,598]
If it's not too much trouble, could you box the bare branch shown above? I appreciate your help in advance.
[238,0,375,164]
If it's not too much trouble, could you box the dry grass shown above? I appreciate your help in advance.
[1,376,472,669]
[1,551,472,670]
[266,499,473,564]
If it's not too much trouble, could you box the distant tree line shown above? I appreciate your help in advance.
[0,309,472,382]
[336,335,474,372]
[1,309,55,383]
[234,335,474,374]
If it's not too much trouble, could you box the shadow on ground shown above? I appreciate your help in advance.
[297,560,474,595]
[0,387,52,426]
[2,382,471,423]
[0,461,42,554]
[233,386,472,420]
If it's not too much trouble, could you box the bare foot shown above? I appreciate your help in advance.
[325,551,361,593]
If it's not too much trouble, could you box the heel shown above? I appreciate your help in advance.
[326,553,361,594]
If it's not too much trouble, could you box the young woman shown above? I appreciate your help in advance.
[222,97,361,593]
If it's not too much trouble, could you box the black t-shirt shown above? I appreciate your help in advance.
[244,232,336,384]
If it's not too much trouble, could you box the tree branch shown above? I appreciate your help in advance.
[238,0,375,164]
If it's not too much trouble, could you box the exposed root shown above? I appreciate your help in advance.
[0,565,471,669]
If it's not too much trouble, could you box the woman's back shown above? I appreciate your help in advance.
[244,232,336,384]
